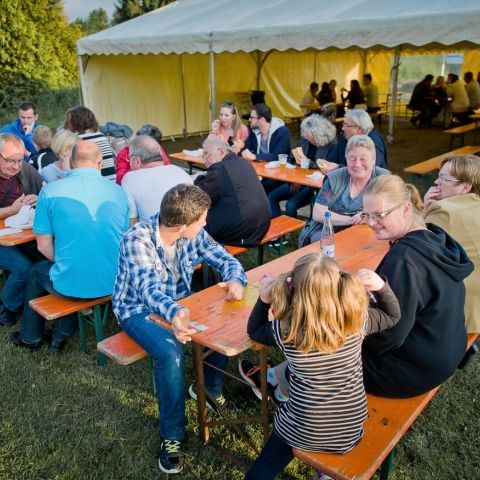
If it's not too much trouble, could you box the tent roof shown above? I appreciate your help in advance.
[77,0,480,56]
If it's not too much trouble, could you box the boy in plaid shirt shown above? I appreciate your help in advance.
[112,184,246,474]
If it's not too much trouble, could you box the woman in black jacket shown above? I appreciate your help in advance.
[361,175,474,397]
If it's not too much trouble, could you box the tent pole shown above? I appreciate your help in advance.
[387,47,401,144]
[209,42,216,123]
[313,50,318,80]
[180,54,188,138]
[77,55,88,106]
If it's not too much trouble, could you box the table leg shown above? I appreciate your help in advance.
[259,348,270,445]
[192,342,209,443]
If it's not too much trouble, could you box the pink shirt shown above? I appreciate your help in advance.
[215,124,249,144]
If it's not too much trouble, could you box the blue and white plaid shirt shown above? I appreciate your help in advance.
[112,214,247,322]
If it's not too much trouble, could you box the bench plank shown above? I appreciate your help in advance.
[293,333,479,480]
[444,123,478,135]
[404,146,480,175]
[260,215,305,245]
[97,331,147,365]
[29,295,111,321]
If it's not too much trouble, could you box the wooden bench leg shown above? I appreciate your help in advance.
[78,311,87,354]
[380,448,395,480]
[258,348,270,445]
[93,305,107,366]
[257,245,265,266]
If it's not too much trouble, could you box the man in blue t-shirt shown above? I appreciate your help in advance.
[0,102,39,156]
[11,140,129,352]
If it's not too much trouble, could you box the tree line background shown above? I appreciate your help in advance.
[0,0,173,125]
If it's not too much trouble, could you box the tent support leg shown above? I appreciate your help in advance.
[209,44,216,124]
[387,48,401,144]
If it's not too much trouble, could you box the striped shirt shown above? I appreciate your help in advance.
[247,283,400,453]
[112,213,247,322]
[79,131,116,180]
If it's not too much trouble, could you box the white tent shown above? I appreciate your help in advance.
[77,0,480,139]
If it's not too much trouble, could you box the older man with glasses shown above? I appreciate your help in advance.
[0,133,43,326]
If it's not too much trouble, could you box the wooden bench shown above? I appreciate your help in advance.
[29,294,112,365]
[444,123,479,149]
[293,333,479,480]
[403,145,480,177]
[226,215,305,265]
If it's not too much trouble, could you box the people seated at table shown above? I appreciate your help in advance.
[11,141,129,352]
[29,125,56,171]
[464,71,480,110]
[115,124,171,185]
[329,79,338,103]
[362,73,380,114]
[361,175,473,397]
[322,109,388,172]
[446,73,470,125]
[316,82,334,106]
[40,130,78,183]
[0,134,42,326]
[299,135,388,246]
[121,135,192,224]
[408,74,436,127]
[301,81,319,115]
[0,101,39,156]
[112,184,246,474]
[341,79,365,110]
[64,106,116,180]
[267,115,336,218]
[242,254,400,479]
[242,103,291,163]
[432,75,448,120]
[194,138,271,246]
[208,102,249,154]
[423,154,480,334]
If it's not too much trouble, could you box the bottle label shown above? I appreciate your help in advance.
[321,245,335,258]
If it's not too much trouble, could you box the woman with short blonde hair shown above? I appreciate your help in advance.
[424,154,480,333]
[41,130,78,183]
[361,175,473,397]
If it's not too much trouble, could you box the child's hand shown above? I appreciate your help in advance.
[259,275,275,303]
[218,280,244,301]
[357,269,385,292]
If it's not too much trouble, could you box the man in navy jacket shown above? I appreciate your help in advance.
[242,103,291,162]
[0,102,39,156]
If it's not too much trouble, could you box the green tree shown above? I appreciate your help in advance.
[112,0,175,25]
[74,8,109,35]
[0,0,83,113]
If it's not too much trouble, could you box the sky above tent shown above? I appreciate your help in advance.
[63,0,116,21]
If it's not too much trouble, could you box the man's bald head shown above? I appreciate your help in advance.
[71,140,102,169]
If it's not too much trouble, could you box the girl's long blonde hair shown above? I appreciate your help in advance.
[272,253,368,353]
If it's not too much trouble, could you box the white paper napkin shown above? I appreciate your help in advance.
[5,205,35,228]
[265,161,280,169]
[182,148,203,157]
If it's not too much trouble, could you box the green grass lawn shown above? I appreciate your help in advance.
[1,240,479,480]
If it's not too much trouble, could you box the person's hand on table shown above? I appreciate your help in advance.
[241,149,256,161]
[357,269,385,292]
[10,194,37,214]
[171,308,197,344]
[258,275,276,304]
[219,280,244,301]
[423,186,442,210]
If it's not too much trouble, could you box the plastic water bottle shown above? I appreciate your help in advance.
[320,211,335,258]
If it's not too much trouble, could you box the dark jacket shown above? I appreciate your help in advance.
[28,148,56,171]
[19,161,43,195]
[296,137,337,169]
[332,129,388,168]
[363,224,474,398]
[194,153,271,246]
[244,118,291,162]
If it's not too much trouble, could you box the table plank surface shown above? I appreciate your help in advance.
[0,219,36,246]
[403,145,480,174]
[170,152,324,189]
[155,225,388,357]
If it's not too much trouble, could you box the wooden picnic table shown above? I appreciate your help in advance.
[469,113,480,120]
[170,152,324,189]
[0,219,35,247]
[157,224,388,444]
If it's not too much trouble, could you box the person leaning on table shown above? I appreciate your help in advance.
[423,154,480,337]
[299,135,388,246]
[361,175,473,398]
[0,133,42,327]
[112,184,247,475]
